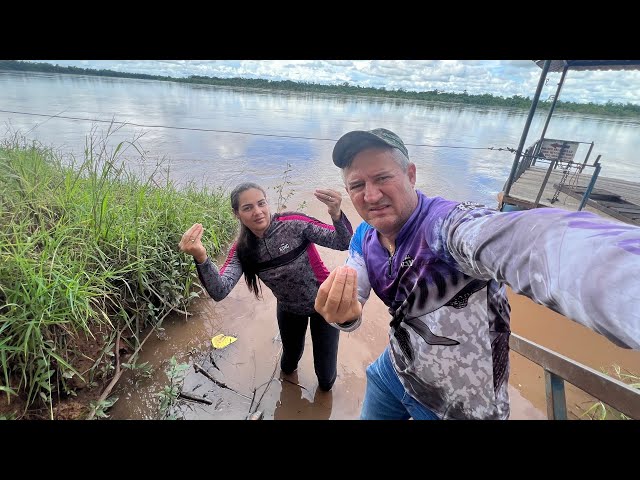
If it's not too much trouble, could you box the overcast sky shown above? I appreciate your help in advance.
[28,60,640,106]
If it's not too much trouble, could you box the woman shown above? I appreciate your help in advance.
[179,182,353,391]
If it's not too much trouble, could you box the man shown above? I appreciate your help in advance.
[314,127,640,420]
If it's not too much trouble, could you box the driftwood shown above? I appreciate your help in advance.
[178,391,213,405]
[248,388,257,413]
[246,346,282,418]
[194,363,229,388]
[193,363,251,400]
[281,376,309,392]
[209,352,221,371]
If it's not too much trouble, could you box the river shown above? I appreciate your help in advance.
[2,70,638,419]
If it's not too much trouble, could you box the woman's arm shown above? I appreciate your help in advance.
[303,210,353,250]
[195,246,243,301]
[293,188,353,250]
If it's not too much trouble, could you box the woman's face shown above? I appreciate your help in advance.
[235,188,271,236]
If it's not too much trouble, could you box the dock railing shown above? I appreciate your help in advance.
[504,139,603,211]
[509,333,640,420]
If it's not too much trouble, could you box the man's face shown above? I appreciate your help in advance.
[343,147,417,239]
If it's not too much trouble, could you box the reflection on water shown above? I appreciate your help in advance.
[2,70,640,207]
[274,371,333,420]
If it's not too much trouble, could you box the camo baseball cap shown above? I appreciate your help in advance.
[332,128,409,168]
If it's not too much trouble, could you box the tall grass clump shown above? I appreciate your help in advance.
[0,129,237,418]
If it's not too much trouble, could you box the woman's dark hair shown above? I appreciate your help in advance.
[230,182,267,299]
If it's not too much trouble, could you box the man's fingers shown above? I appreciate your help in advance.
[315,267,338,309]
[325,266,348,312]
[337,267,359,316]
[336,267,355,315]
[347,267,359,309]
[351,268,358,302]
[316,267,360,324]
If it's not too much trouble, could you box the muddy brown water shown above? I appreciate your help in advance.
[108,189,639,420]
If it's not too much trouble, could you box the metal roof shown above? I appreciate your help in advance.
[534,60,640,72]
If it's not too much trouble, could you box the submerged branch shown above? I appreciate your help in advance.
[178,391,213,405]
[193,363,251,400]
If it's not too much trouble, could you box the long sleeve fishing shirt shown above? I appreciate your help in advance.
[338,190,640,419]
[196,211,353,316]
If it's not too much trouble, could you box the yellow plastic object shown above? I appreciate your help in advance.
[211,334,237,349]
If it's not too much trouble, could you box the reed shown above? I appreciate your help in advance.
[0,129,237,418]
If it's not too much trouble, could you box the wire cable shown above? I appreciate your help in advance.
[0,108,518,153]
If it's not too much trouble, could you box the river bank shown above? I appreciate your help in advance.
[0,139,238,419]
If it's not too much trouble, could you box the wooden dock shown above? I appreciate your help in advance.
[503,165,640,226]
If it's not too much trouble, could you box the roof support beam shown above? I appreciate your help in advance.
[504,60,551,197]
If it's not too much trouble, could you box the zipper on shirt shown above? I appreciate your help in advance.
[387,250,395,276]
[262,238,274,259]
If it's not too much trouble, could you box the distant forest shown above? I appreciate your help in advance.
[3,60,640,118]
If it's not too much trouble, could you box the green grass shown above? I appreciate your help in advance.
[0,130,237,418]
[580,365,640,420]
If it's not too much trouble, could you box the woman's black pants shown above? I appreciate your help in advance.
[276,303,340,391]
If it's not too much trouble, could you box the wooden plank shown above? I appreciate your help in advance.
[612,207,640,214]
[501,195,549,210]
[583,201,640,226]
[528,166,640,187]
[597,199,637,207]
[553,184,623,200]
[539,185,640,226]
[555,185,640,211]
[507,166,640,225]
[524,167,640,194]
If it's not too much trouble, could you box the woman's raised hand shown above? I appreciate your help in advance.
[179,223,207,264]
[314,188,343,220]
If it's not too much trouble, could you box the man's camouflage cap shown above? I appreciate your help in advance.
[332,128,409,168]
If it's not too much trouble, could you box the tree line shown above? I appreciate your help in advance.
[2,60,640,118]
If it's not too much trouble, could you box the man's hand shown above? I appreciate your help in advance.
[315,265,361,324]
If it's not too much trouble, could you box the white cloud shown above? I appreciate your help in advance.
[29,60,640,105]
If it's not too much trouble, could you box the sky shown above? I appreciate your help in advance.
[28,60,640,106]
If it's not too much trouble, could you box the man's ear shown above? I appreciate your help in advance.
[408,163,417,187]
